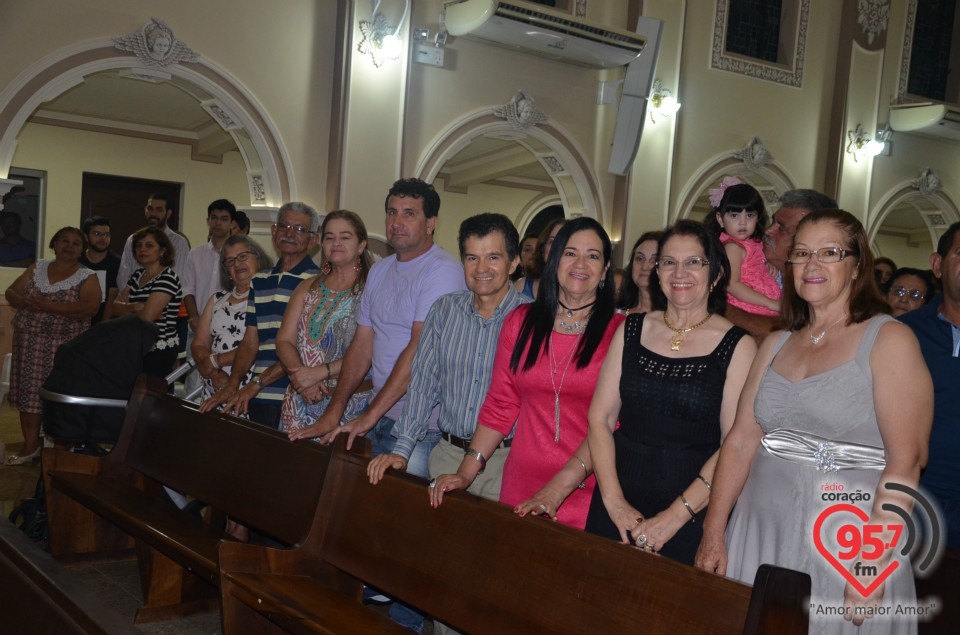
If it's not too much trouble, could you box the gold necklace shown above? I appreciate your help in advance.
[808,314,847,345]
[662,311,712,351]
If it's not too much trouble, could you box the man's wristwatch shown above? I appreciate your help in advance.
[252,375,264,388]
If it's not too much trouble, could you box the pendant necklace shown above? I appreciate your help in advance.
[558,299,595,334]
[549,331,582,443]
[808,314,847,345]
[662,311,712,351]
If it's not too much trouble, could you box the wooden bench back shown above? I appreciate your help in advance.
[111,377,331,546]
[310,441,808,634]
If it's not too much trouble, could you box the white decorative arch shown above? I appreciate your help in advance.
[867,182,960,249]
[414,110,605,227]
[675,153,798,223]
[0,37,294,206]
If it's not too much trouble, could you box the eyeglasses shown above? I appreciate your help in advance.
[223,251,256,267]
[889,286,925,301]
[786,247,857,265]
[656,257,709,271]
[274,222,314,236]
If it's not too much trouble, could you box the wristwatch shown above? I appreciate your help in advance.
[252,375,264,387]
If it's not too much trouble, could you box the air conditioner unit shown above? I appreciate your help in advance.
[889,102,960,142]
[444,0,646,68]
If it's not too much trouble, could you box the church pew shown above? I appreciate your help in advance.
[42,374,333,624]
[219,438,811,634]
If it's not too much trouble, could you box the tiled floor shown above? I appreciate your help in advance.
[62,556,221,635]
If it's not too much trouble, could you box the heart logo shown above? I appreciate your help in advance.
[812,503,900,597]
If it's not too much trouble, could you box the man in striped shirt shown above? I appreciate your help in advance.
[200,201,319,429]
[367,213,529,501]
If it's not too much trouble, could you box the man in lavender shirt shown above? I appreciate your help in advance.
[290,178,465,480]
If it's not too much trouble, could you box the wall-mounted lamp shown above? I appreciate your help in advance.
[648,79,681,123]
[358,0,410,67]
[846,124,885,162]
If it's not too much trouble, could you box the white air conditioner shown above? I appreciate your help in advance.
[889,103,960,142]
[444,0,646,68]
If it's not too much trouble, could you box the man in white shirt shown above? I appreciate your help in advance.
[181,199,236,393]
[116,192,190,289]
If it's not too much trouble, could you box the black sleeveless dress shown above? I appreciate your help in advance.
[584,312,747,565]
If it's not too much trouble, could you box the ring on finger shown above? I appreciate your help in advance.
[428,480,437,489]
[635,533,647,545]
[538,503,548,513]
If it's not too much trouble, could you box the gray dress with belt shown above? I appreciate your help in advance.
[724,314,917,634]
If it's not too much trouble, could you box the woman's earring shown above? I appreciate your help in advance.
[599,278,606,290]
[355,255,362,273]
[321,261,332,275]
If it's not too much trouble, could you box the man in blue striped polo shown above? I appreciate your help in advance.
[200,201,320,429]
[367,212,529,500]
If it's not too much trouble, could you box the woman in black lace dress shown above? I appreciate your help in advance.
[584,221,757,564]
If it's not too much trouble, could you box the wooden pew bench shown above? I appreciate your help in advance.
[0,518,140,635]
[219,439,811,634]
[42,375,333,624]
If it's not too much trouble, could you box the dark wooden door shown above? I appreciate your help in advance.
[80,173,183,256]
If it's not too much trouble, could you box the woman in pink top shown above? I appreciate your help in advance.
[429,217,624,529]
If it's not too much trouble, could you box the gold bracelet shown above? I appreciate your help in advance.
[697,474,712,490]
[573,455,588,489]
[679,494,696,522]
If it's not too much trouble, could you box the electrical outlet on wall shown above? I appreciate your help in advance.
[415,44,445,67]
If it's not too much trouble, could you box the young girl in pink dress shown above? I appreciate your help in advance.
[706,178,781,316]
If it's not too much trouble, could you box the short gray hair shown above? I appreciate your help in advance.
[219,234,270,290]
[777,189,837,213]
[278,201,320,232]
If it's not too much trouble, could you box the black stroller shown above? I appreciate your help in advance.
[9,315,195,543]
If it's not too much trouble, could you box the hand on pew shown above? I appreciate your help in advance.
[694,527,728,575]
[368,453,407,484]
[428,471,473,508]
[630,509,685,553]
[199,384,238,413]
[514,489,565,521]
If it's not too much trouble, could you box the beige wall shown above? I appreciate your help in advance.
[1,123,250,289]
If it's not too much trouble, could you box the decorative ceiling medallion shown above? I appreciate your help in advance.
[911,168,942,196]
[494,91,548,131]
[113,18,199,68]
[733,137,774,171]
[857,0,890,46]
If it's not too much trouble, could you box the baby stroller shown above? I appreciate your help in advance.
[9,315,195,543]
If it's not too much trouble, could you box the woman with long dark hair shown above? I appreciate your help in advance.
[617,230,663,315]
[430,217,624,529]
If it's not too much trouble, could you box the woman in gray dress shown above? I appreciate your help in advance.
[695,210,932,634]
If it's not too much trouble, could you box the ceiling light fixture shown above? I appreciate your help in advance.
[358,0,410,67]
[846,124,885,162]
[648,79,681,123]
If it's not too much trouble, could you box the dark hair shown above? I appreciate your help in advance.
[704,183,767,241]
[510,217,615,373]
[219,234,269,290]
[320,210,372,291]
[778,189,838,213]
[649,221,730,315]
[457,213,520,261]
[526,218,567,281]
[49,226,86,251]
[887,267,934,304]
[936,221,960,257]
[874,256,896,270]
[146,191,174,212]
[781,210,889,329]
[385,178,440,219]
[617,230,664,310]
[233,210,250,233]
[81,216,110,234]
[208,199,237,220]
[131,226,175,267]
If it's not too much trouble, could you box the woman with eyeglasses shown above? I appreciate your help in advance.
[275,210,373,434]
[582,220,755,564]
[616,230,663,315]
[885,267,933,318]
[696,211,932,633]
[191,235,268,403]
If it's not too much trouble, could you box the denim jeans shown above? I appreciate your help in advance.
[368,415,440,631]
[369,415,441,479]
